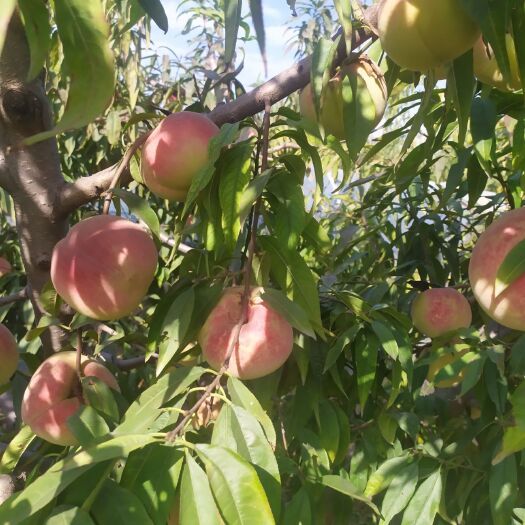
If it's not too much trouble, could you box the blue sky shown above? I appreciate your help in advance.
[150,0,297,86]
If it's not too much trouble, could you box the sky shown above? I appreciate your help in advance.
[150,0,298,87]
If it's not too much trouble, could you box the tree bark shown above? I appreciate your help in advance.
[0,14,68,353]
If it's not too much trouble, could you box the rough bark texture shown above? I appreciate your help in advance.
[0,15,68,352]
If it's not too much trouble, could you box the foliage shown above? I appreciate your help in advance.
[2,0,525,524]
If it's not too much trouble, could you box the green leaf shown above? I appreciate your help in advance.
[156,287,195,376]
[180,452,222,525]
[66,405,110,446]
[370,320,399,360]
[495,381,525,463]
[315,400,339,463]
[18,0,51,81]
[495,238,525,297]
[196,444,275,525]
[44,505,95,525]
[183,123,239,215]
[470,96,497,168]
[219,143,252,253]
[355,331,378,409]
[110,188,160,241]
[120,444,184,524]
[334,0,352,54]
[211,405,281,519]
[138,0,168,32]
[227,376,276,448]
[224,0,242,64]
[364,454,414,497]
[259,236,322,334]
[282,487,311,525]
[381,461,419,525]
[248,0,266,74]
[24,0,115,145]
[116,367,204,434]
[260,288,315,339]
[490,455,517,525]
[321,475,380,515]
[0,424,36,474]
[91,479,154,525]
[400,469,442,525]
[82,376,119,423]
[324,325,360,372]
[239,170,271,224]
[0,0,16,59]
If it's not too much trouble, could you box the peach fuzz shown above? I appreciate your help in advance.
[469,208,525,331]
[0,324,18,385]
[0,257,11,277]
[51,215,158,321]
[377,0,480,72]
[21,351,119,446]
[411,288,472,338]
[198,287,294,380]
[141,111,219,201]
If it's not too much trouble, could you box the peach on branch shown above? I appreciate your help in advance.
[473,34,521,92]
[411,288,472,338]
[377,0,480,72]
[0,324,18,385]
[0,257,11,277]
[198,287,294,380]
[299,57,387,140]
[141,111,220,201]
[469,208,525,330]
[21,351,119,446]
[51,215,158,321]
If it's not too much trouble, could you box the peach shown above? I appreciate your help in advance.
[21,351,119,446]
[411,288,472,338]
[299,57,387,140]
[0,257,11,277]
[0,324,18,385]
[141,112,220,201]
[198,287,294,380]
[469,208,525,330]
[51,215,158,321]
[473,34,521,92]
[377,0,480,72]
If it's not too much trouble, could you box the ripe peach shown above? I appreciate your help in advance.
[141,112,220,201]
[299,57,387,140]
[469,208,525,330]
[377,0,480,71]
[51,215,158,321]
[0,324,18,385]
[21,351,119,446]
[0,257,11,277]
[198,287,294,380]
[473,35,521,92]
[411,288,472,338]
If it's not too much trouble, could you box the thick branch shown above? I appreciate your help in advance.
[57,19,375,214]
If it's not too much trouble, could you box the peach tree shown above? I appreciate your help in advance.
[0,0,525,524]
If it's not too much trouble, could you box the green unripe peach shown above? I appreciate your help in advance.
[377,0,480,72]
[299,57,387,140]
[473,34,521,92]
[411,288,472,338]
[0,324,18,385]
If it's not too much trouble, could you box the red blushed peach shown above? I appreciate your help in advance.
[0,257,11,277]
[141,112,220,201]
[21,351,119,446]
[198,287,294,380]
[51,215,158,321]
[0,324,18,385]
[411,288,472,338]
[469,208,525,330]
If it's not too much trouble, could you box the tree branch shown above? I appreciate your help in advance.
[0,288,27,307]
[57,18,375,215]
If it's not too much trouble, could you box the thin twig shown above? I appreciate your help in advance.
[101,131,151,215]
[0,288,27,307]
[166,100,273,443]
[73,330,84,402]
